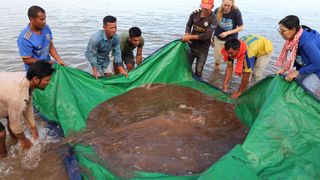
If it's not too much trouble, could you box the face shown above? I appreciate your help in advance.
[103,22,117,38]
[278,24,296,40]
[222,0,232,13]
[201,4,213,15]
[129,36,141,47]
[30,12,46,30]
[226,48,240,59]
[34,75,51,90]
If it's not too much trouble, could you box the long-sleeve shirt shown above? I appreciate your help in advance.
[85,30,122,70]
[0,72,35,134]
[296,27,320,78]
[185,9,217,51]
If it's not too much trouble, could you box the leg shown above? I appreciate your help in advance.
[7,118,17,140]
[213,37,225,69]
[195,49,209,78]
[0,122,7,157]
[123,53,135,72]
[188,48,197,75]
[252,52,272,83]
[188,48,196,68]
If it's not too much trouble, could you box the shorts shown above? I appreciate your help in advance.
[122,53,135,65]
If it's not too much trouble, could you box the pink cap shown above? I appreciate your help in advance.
[201,0,214,9]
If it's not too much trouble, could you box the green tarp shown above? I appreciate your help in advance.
[34,40,320,179]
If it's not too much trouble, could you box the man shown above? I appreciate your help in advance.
[0,61,54,157]
[182,0,217,77]
[17,5,65,71]
[119,27,144,72]
[222,35,273,99]
[85,15,128,79]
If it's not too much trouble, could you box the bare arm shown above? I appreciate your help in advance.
[219,25,244,38]
[136,47,143,65]
[231,71,250,99]
[223,62,234,91]
[49,41,65,65]
[22,57,39,65]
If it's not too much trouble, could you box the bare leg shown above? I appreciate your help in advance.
[7,118,17,140]
[0,122,7,157]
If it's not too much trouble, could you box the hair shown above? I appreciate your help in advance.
[129,27,142,38]
[279,15,301,31]
[103,16,117,25]
[28,5,45,19]
[216,0,238,23]
[26,61,55,80]
[224,38,240,50]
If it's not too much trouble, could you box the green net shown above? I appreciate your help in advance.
[33,40,320,179]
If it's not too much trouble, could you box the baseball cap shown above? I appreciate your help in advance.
[201,0,214,9]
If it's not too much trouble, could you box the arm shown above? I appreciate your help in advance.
[8,100,33,150]
[223,61,234,91]
[113,36,128,77]
[17,37,44,65]
[22,57,40,65]
[219,9,244,38]
[182,14,195,43]
[182,34,199,43]
[298,42,320,75]
[49,41,65,65]
[136,47,143,65]
[219,25,244,38]
[22,99,38,139]
[231,72,250,99]
[86,36,99,79]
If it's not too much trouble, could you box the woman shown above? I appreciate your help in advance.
[277,15,320,93]
[212,0,244,70]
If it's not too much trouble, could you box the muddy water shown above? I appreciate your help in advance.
[0,120,68,180]
[77,84,248,176]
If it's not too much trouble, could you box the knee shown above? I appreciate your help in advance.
[0,130,6,138]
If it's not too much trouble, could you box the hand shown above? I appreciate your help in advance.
[30,126,39,140]
[223,83,229,92]
[285,70,299,82]
[58,60,65,66]
[210,38,215,47]
[93,69,99,80]
[230,91,242,99]
[20,138,33,151]
[276,68,286,75]
[219,32,229,38]
[181,34,192,43]
[48,60,55,65]
[119,68,128,78]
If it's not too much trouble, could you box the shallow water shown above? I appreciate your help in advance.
[0,119,67,180]
[77,84,248,176]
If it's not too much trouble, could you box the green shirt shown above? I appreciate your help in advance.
[120,32,144,55]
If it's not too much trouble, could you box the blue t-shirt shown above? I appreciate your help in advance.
[17,25,52,71]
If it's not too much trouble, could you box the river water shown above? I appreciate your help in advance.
[0,0,319,179]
